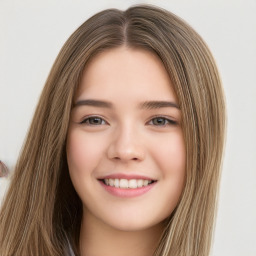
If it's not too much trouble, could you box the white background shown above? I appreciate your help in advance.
[0,0,256,255]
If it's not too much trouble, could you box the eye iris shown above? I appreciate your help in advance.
[153,118,166,125]
[89,117,102,125]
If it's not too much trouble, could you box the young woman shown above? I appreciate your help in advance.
[0,5,226,256]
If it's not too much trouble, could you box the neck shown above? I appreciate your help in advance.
[79,211,164,256]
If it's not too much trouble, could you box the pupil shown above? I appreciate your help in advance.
[154,118,165,125]
[90,117,101,124]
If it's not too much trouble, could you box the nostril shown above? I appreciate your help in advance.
[113,156,140,161]
[107,142,145,162]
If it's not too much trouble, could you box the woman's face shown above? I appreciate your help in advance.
[66,47,186,232]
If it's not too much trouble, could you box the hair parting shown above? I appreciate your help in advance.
[0,5,226,256]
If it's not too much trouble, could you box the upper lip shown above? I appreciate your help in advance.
[98,173,156,180]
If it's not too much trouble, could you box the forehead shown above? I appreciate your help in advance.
[75,46,177,103]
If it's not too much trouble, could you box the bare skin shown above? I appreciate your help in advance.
[67,47,186,256]
[80,211,164,256]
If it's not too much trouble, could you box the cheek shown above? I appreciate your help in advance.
[153,132,186,176]
[158,133,186,208]
[66,131,87,172]
[66,129,104,177]
[145,132,186,221]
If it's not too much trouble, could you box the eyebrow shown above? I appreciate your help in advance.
[73,99,180,110]
[73,99,112,108]
[140,101,180,110]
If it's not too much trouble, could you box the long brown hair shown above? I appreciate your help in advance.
[0,5,226,256]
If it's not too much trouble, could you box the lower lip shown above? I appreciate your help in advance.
[99,181,156,198]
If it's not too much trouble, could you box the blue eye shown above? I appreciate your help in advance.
[80,116,106,125]
[149,117,177,126]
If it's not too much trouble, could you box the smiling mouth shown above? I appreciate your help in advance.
[100,178,156,189]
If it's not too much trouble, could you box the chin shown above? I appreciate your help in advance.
[99,211,166,233]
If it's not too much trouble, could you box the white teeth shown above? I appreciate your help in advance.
[103,178,154,189]
[114,179,119,188]
[120,179,128,188]
[109,179,114,186]
[143,180,149,186]
[137,179,143,187]
[128,179,137,188]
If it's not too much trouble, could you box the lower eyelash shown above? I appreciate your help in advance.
[149,117,177,126]
[80,116,106,125]
[78,116,177,126]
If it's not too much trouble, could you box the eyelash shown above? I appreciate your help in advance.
[147,116,177,126]
[80,116,107,125]
[79,116,177,126]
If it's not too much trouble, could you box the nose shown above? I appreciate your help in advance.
[107,125,145,162]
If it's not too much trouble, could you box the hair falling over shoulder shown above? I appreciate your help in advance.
[0,4,226,256]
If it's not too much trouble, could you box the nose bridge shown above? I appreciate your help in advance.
[107,121,144,161]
